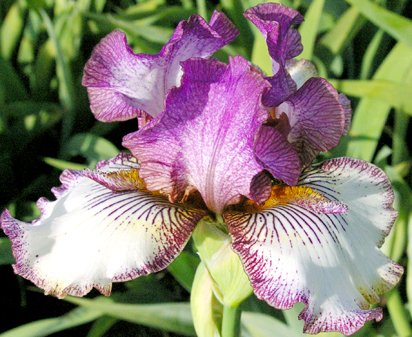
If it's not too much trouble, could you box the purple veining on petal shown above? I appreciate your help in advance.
[224,157,402,335]
[0,154,205,298]
[82,12,238,123]
[123,56,271,213]
[245,3,304,106]
[249,171,272,205]
[254,125,301,185]
[276,77,347,166]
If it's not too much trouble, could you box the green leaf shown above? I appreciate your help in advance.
[61,133,119,166]
[241,312,302,337]
[1,1,27,60]
[39,9,76,140]
[84,12,173,44]
[43,157,87,170]
[0,306,102,337]
[66,297,196,336]
[320,6,363,55]
[251,27,272,75]
[168,251,200,291]
[0,238,14,265]
[346,43,412,161]
[346,0,412,48]
[329,79,412,115]
[86,316,118,337]
[298,0,324,60]
[0,58,28,101]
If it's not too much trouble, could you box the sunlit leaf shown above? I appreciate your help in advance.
[1,1,27,61]
[347,0,412,48]
[66,297,196,336]
[298,0,324,60]
[329,79,412,115]
[241,311,302,337]
[346,43,412,161]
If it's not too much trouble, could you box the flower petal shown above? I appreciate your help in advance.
[1,154,206,298]
[82,12,238,122]
[224,157,402,335]
[277,77,349,166]
[245,3,304,106]
[254,125,301,185]
[124,57,271,213]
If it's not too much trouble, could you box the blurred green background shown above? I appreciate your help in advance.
[0,0,411,336]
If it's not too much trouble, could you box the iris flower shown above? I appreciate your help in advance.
[1,3,402,335]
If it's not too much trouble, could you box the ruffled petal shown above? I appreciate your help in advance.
[254,125,301,185]
[82,12,238,122]
[124,57,271,213]
[0,153,206,298]
[277,77,349,166]
[245,3,303,106]
[224,157,402,335]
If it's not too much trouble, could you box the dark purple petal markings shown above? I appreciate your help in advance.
[0,153,205,298]
[224,157,402,335]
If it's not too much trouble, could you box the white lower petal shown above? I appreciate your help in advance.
[1,154,205,298]
[224,157,402,335]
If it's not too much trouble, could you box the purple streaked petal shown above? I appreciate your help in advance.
[249,172,272,205]
[0,154,205,298]
[123,57,271,213]
[277,77,348,166]
[82,12,238,123]
[224,157,402,335]
[245,3,303,106]
[254,125,301,185]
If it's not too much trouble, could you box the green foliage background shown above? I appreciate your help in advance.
[0,0,411,336]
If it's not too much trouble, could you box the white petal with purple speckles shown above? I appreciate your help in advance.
[0,154,205,298]
[224,158,402,335]
[82,11,238,123]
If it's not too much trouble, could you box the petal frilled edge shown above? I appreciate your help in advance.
[124,57,271,214]
[0,153,206,298]
[244,3,303,106]
[277,77,350,166]
[224,157,402,335]
[82,11,238,123]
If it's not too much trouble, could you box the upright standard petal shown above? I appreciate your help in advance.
[276,78,350,166]
[0,153,205,298]
[224,158,402,335]
[245,3,304,106]
[124,57,271,213]
[82,12,238,123]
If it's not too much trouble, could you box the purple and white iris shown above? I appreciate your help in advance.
[0,3,402,335]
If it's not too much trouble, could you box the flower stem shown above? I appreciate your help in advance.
[386,289,411,337]
[221,305,241,337]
